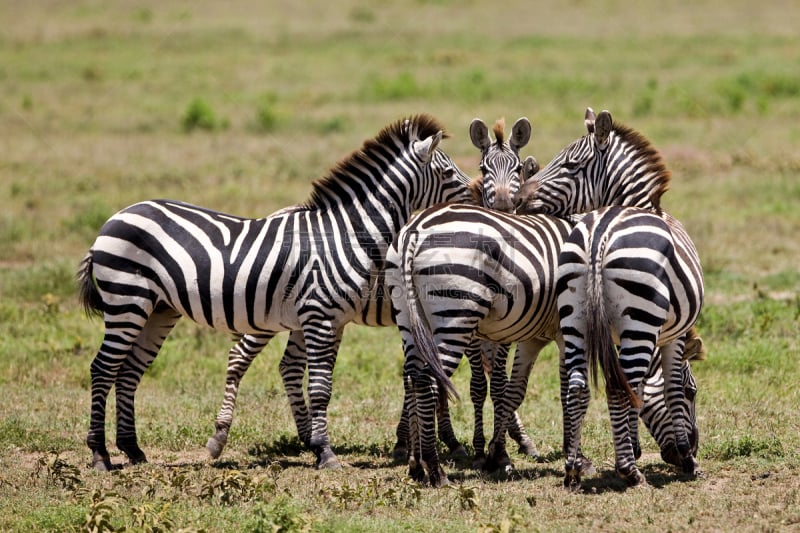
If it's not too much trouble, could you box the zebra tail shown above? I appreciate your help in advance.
[403,233,460,405]
[584,250,641,409]
[77,252,104,318]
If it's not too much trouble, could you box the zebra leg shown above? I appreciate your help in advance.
[393,370,466,462]
[305,323,344,469]
[486,338,545,471]
[417,367,448,487]
[662,338,702,477]
[279,330,312,447]
[115,308,181,465]
[556,334,595,477]
[608,390,646,487]
[392,393,412,462]
[465,339,488,467]
[87,315,150,471]
[563,363,591,490]
[207,332,275,459]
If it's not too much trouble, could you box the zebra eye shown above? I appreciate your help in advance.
[443,166,455,178]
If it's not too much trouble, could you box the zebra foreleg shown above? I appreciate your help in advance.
[305,325,343,469]
[207,333,275,459]
[465,340,489,467]
[279,331,312,446]
[486,338,545,472]
[662,339,702,477]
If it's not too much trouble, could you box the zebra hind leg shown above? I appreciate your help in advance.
[115,307,181,466]
[207,333,275,459]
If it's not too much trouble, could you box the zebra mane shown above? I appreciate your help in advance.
[492,118,505,147]
[466,176,485,205]
[611,121,672,210]
[304,114,449,208]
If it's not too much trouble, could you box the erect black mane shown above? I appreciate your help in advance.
[303,114,448,208]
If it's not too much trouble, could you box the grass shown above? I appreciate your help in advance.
[1,0,799,531]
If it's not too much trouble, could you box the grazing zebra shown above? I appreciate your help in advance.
[76,115,473,471]
[392,117,540,466]
[387,203,701,487]
[516,108,705,488]
[639,327,705,466]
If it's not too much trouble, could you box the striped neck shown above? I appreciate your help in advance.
[593,125,671,212]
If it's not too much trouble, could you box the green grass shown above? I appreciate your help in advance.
[1,0,800,531]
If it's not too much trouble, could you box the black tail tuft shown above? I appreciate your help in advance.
[77,252,103,318]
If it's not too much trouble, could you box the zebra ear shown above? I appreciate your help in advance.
[510,117,532,153]
[520,155,539,183]
[594,110,612,147]
[585,107,596,134]
[414,130,443,164]
[469,119,491,152]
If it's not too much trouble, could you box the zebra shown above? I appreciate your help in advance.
[386,203,701,487]
[639,327,705,466]
[515,108,704,488]
[76,114,473,471]
[208,116,537,468]
[392,117,540,466]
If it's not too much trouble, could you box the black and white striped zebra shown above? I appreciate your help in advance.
[387,203,572,486]
[639,328,705,466]
[392,117,540,466]
[76,115,473,471]
[387,203,701,487]
[213,116,535,470]
[516,108,704,488]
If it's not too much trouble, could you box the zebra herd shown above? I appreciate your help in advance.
[77,108,705,491]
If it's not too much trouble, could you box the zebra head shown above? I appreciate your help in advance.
[515,107,671,216]
[639,351,700,467]
[401,116,473,210]
[469,117,532,213]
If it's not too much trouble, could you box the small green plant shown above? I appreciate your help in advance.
[196,469,275,505]
[703,435,785,461]
[130,502,175,533]
[182,98,218,132]
[77,488,125,533]
[33,452,83,491]
[254,93,280,132]
[252,497,313,533]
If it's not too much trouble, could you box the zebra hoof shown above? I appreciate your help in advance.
[117,439,147,465]
[620,468,647,487]
[682,455,701,477]
[391,444,409,463]
[206,433,227,460]
[472,454,487,470]
[315,447,341,470]
[448,445,468,459]
[517,440,540,459]
[429,467,450,488]
[409,463,426,483]
[91,452,115,472]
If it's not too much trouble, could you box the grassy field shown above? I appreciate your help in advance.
[1,0,799,531]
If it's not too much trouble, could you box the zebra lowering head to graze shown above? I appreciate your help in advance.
[386,203,702,487]
[77,114,472,472]
[516,108,704,489]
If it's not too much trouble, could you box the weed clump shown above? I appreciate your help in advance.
[182,98,218,132]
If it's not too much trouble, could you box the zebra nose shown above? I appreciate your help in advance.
[493,193,515,213]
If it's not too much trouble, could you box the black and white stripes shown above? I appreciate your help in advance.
[517,108,705,488]
[77,115,472,471]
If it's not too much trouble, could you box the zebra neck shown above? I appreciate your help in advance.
[595,139,666,210]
